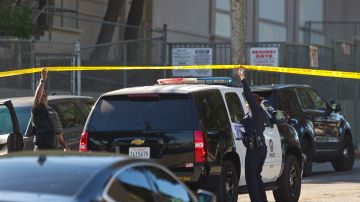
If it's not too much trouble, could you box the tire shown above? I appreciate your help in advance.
[331,136,354,172]
[273,155,301,202]
[301,139,312,177]
[217,161,238,202]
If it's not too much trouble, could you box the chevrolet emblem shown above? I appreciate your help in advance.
[131,139,145,145]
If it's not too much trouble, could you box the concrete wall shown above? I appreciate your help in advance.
[152,0,211,42]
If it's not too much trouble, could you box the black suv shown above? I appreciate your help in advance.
[252,84,354,176]
[80,78,303,202]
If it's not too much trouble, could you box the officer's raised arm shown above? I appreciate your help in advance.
[237,68,261,116]
[34,68,48,107]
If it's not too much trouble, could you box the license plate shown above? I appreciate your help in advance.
[129,147,150,159]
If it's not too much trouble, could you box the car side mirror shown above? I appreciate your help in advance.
[197,189,216,202]
[331,103,341,112]
[328,99,341,112]
[271,110,287,124]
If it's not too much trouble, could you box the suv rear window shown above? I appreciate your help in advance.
[88,94,194,132]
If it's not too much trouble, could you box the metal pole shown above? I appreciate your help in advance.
[123,44,127,88]
[31,40,36,95]
[75,40,81,95]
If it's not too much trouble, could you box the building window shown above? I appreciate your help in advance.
[259,0,285,23]
[214,0,231,38]
[259,22,287,42]
[299,0,323,28]
[215,0,230,11]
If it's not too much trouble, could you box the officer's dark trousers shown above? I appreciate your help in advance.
[245,145,267,202]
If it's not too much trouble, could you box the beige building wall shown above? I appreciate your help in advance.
[152,0,212,42]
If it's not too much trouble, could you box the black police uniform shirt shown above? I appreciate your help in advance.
[32,104,62,148]
[240,79,265,138]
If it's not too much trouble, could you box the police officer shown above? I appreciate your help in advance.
[32,68,70,151]
[238,68,267,202]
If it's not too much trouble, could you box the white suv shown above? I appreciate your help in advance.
[81,77,302,202]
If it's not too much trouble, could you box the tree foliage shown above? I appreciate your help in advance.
[0,6,35,38]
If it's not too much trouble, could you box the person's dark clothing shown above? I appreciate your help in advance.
[241,79,265,137]
[32,104,61,150]
[241,79,268,202]
[245,145,267,202]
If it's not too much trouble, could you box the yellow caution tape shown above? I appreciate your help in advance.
[0,65,360,80]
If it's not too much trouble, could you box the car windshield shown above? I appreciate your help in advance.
[14,106,32,135]
[88,94,194,132]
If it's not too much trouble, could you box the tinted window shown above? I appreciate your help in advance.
[225,93,245,123]
[0,105,13,135]
[88,95,194,132]
[108,167,155,202]
[14,106,32,134]
[276,89,301,112]
[55,103,83,129]
[307,89,328,110]
[195,91,230,132]
[0,158,97,196]
[143,166,192,202]
[296,89,315,110]
[83,101,95,116]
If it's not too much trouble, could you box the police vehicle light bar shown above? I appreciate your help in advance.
[157,77,233,85]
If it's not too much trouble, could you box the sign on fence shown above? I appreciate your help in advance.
[250,47,279,66]
[172,48,212,77]
[310,45,319,67]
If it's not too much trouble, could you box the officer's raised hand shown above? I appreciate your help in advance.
[237,68,245,80]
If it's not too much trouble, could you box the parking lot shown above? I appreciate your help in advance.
[238,159,360,202]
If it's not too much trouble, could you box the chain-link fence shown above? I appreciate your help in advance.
[80,37,166,96]
[0,39,78,98]
[0,39,33,97]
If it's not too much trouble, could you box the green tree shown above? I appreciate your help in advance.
[0,5,35,38]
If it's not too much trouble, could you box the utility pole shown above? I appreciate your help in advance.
[230,0,246,66]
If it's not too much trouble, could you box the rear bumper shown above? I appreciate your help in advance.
[174,164,221,191]
[173,165,203,183]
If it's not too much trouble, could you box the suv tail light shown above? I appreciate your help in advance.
[79,131,88,152]
[194,130,207,163]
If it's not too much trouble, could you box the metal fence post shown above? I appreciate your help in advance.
[31,40,37,95]
[75,40,81,95]
[123,43,127,88]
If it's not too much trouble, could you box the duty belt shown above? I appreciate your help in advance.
[243,135,265,150]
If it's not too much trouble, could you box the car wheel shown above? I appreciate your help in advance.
[331,136,354,172]
[218,161,238,202]
[273,155,301,202]
[301,139,312,177]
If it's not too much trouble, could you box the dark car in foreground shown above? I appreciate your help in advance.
[252,84,354,176]
[0,152,215,202]
[0,96,94,153]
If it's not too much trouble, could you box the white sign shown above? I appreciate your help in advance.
[309,45,319,67]
[172,48,212,77]
[250,47,279,66]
